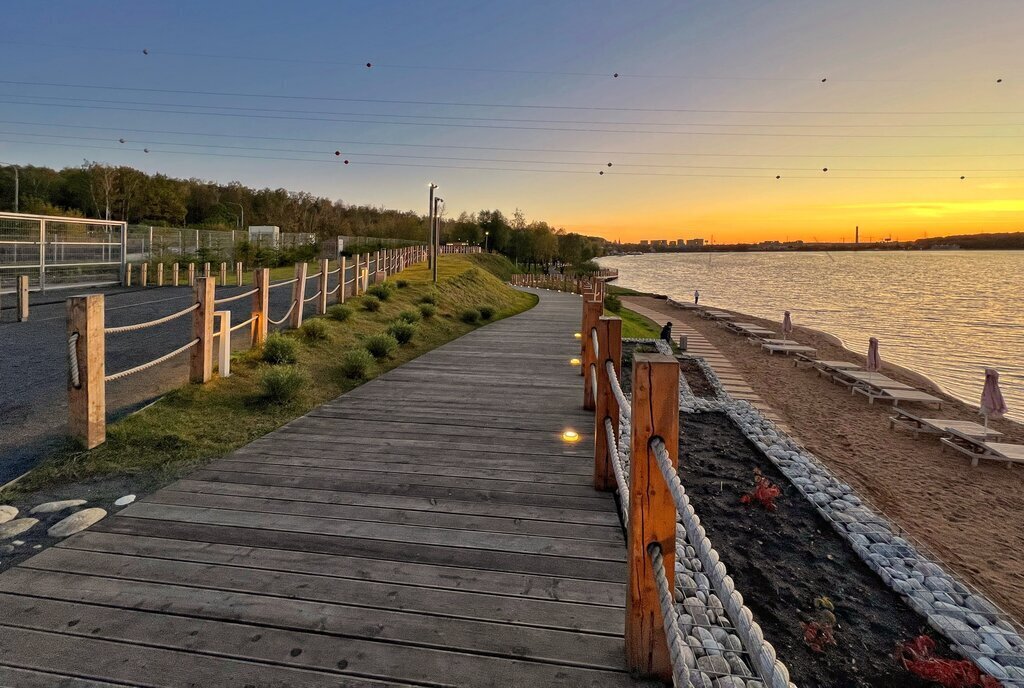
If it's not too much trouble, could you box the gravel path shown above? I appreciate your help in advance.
[0,275,330,485]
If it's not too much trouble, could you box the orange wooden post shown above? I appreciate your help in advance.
[187,262,196,286]
[252,268,269,347]
[190,277,215,383]
[125,263,133,287]
[290,262,307,329]
[16,275,29,321]
[626,353,679,681]
[318,258,329,314]
[593,316,623,491]
[67,294,106,448]
[581,298,602,397]
[172,262,180,287]
[338,256,347,304]
[157,263,164,287]
[140,262,148,287]
[203,262,211,279]
[235,261,243,286]
[219,262,227,286]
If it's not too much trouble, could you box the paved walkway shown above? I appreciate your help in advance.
[0,289,655,687]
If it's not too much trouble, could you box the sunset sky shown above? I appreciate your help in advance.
[2,1,1023,243]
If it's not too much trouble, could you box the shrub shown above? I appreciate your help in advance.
[418,303,436,318]
[258,366,306,403]
[397,309,421,324]
[396,279,409,288]
[478,305,495,320]
[604,294,622,312]
[419,291,438,305]
[364,333,398,358]
[261,333,298,365]
[327,304,352,321]
[301,318,329,341]
[459,308,480,324]
[387,321,416,345]
[367,283,394,301]
[339,348,374,379]
[362,295,382,312]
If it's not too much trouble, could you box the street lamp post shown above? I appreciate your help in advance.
[433,196,444,284]
[225,202,244,230]
[427,183,438,271]
[484,230,490,252]
[1,162,18,213]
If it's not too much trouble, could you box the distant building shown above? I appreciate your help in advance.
[639,240,650,247]
[652,239,669,248]
[686,238,705,247]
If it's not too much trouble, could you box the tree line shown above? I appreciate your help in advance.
[1,162,606,269]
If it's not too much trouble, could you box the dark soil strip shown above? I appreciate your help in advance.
[678,358,717,399]
[681,412,957,688]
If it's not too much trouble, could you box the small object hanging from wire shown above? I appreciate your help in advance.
[822,167,829,172]
[607,162,612,167]
[613,73,619,78]
[776,175,781,179]
[334,150,341,156]
[143,148,150,153]
[365,62,372,68]
[118,138,126,143]
[960,175,966,179]
[997,78,1003,83]
[821,77,827,83]
[599,170,604,175]
[343,160,349,165]
[142,48,149,55]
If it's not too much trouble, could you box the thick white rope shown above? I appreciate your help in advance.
[590,363,598,406]
[105,302,199,334]
[606,360,631,421]
[213,288,258,305]
[306,272,322,280]
[649,437,791,688]
[326,283,341,295]
[268,277,298,289]
[268,300,297,326]
[105,339,198,382]
[650,544,695,688]
[591,327,599,356]
[67,332,81,388]
[604,416,629,525]
[229,315,256,332]
[327,268,341,275]
[304,291,321,303]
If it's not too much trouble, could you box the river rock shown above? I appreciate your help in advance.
[697,654,730,676]
[114,494,137,507]
[0,505,17,524]
[30,499,87,515]
[0,518,39,540]
[47,508,107,538]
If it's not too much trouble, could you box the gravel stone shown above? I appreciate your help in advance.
[0,518,38,540]
[30,499,87,514]
[47,508,107,537]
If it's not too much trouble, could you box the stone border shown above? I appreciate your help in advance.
[672,346,1024,686]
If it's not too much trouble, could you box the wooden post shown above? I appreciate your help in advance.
[219,262,227,286]
[188,262,196,286]
[125,264,133,287]
[203,262,211,279]
[352,254,361,296]
[140,262,148,287]
[252,268,269,347]
[216,310,231,378]
[318,259,329,315]
[157,263,164,287]
[291,262,307,329]
[626,353,679,681]
[594,316,623,491]
[581,298,602,398]
[338,256,347,304]
[16,275,29,322]
[235,261,243,286]
[190,277,215,383]
[67,294,105,448]
[172,262,179,287]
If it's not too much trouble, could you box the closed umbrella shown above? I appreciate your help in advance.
[866,337,882,379]
[782,311,793,340]
[980,368,1008,428]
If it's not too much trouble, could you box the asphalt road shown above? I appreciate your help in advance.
[0,271,336,485]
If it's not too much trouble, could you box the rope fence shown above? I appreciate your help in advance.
[105,339,199,382]
[67,332,81,389]
[105,303,198,334]
[268,300,297,326]
[229,315,256,333]
[213,288,258,305]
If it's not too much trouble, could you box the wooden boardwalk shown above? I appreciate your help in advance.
[0,289,655,687]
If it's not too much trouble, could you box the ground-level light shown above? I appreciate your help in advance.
[561,430,580,443]
[570,358,581,366]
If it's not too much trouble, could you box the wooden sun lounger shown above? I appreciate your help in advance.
[854,387,943,409]
[940,429,1024,468]
[832,370,912,390]
[762,343,817,356]
[889,409,1004,440]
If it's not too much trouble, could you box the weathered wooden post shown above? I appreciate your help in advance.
[338,256,347,304]
[593,315,623,491]
[235,261,243,286]
[216,310,231,378]
[626,353,679,681]
[172,262,179,287]
[352,254,361,296]
[581,298,602,397]
[125,264,133,287]
[291,262,307,329]
[67,294,105,448]
[252,268,269,347]
[157,263,164,287]
[190,277,215,383]
[203,262,211,279]
[16,275,29,322]
[219,262,227,286]
[188,262,196,286]
[140,263,148,287]
[318,259,329,314]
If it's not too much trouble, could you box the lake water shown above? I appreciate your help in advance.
[598,251,1024,422]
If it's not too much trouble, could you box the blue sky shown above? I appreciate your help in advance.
[2,1,1023,240]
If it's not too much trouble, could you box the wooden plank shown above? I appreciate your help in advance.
[0,666,124,688]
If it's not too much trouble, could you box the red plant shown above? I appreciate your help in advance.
[740,469,782,511]
[802,621,836,653]
[897,635,1001,688]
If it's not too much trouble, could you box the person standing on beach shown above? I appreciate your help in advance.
[694,289,700,305]
[660,321,673,344]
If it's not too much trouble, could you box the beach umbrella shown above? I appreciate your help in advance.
[980,368,1008,427]
[866,337,882,373]
[782,311,793,340]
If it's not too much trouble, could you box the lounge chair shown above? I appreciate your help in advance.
[762,343,817,356]
[832,370,912,390]
[940,429,1024,468]
[854,387,943,409]
[889,409,1004,440]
